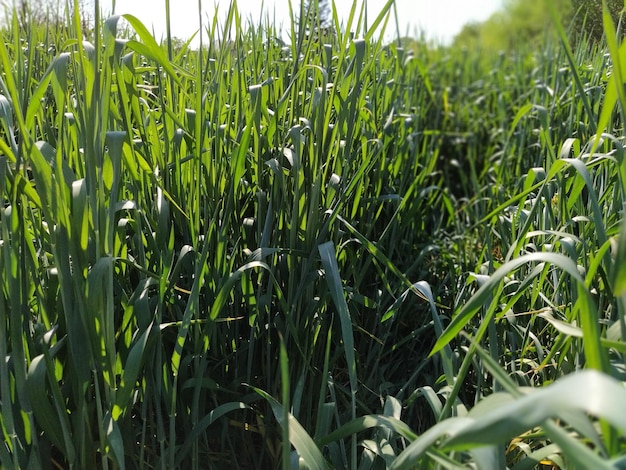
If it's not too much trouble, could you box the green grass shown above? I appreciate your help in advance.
[0,0,625,468]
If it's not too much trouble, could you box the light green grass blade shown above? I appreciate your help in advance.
[431,253,584,355]
[612,214,626,297]
[113,321,153,420]
[317,415,418,446]
[280,334,291,470]
[122,14,189,85]
[391,370,625,469]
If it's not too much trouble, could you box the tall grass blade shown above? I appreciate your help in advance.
[253,387,328,470]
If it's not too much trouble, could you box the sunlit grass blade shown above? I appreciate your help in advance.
[430,253,584,355]
[391,370,626,469]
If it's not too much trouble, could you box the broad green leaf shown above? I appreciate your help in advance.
[318,243,356,397]
[26,356,75,462]
[391,370,625,469]
[123,15,190,84]
[104,412,125,470]
[113,322,153,420]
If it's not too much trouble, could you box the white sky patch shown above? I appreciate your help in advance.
[98,0,503,45]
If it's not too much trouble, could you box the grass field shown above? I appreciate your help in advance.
[1,0,625,468]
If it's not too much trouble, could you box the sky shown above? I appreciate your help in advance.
[99,0,504,45]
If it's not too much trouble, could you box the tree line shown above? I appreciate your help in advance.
[453,0,624,51]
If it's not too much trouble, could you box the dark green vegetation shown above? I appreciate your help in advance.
[1,0,626,468]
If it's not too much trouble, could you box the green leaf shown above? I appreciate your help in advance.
[26,355,75,462]
[430,253,585,356]
[612,217,626,297]
[209,261,272,321]
[104,412,125,470]
[174,402,249,467]
[317,415,417,447]
[252,387,328,470]
[391,370,626,469]
[123,15,190,85]
[113,322,153,420]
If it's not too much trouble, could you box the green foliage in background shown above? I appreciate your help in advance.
[454,0,624,51]
[570,0,624,42]
[1,0,92,32]
[454,0,567,51]
[0,0,625,469]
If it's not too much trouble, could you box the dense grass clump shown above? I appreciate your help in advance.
[1,0,625,468]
